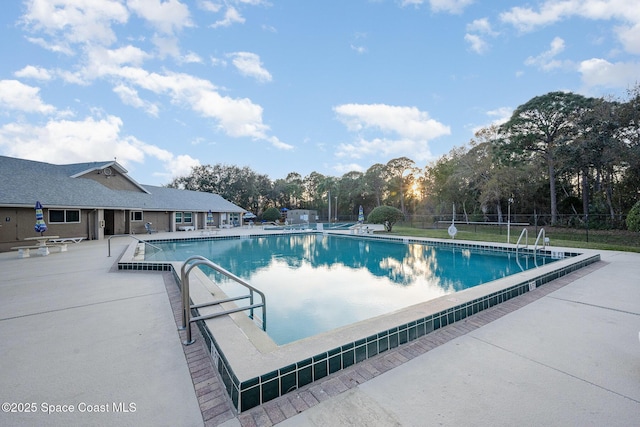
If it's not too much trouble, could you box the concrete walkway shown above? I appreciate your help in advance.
[1,234,639,426]
[0,238,203,427]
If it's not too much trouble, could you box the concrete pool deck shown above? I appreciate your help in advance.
[0,229,638,426]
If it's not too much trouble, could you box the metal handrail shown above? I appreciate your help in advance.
[181,255,266,345]
[179,255,208,330]
[534,228,546,255]
[107,234,163,257]
[516,228,528,250]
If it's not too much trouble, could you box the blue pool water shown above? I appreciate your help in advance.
[146,234,558,345]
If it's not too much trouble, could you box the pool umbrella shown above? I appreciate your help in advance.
[358,205,364,223]
[207,210,214,226]
[34,201,48,235]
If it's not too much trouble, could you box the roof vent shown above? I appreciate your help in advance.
[102,167,113,176]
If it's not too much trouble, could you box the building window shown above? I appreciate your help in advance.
[130,211,143,221]
[49,209,81,223]
[175,212,193,224]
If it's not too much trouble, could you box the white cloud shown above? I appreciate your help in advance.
[113,84,160,116]
[25,37,74,55]
[469,107,513,136]
[500,0,640,55]
[0,114,195,180]
[486,107,512,123]
[211,6,245,28]
[465,18,498,54]
[198,0,222,13]
[466,18,497,35]
[351,44,367,54]
[525,36,573,71]
[334,103,450,161]
[429,0,474,14]
[0,80,56,114]
[21,0,129,46]
[334,163,365,174]
[210,56,228,67]
[14,65,53,81]
[350,32,368,54]
[228,52,273,82]
[617,22,640,54]
[127,0,193,34]
[578,58,640,88]
[180,52,203,64]
[401,0,474,14]
[465,34,489,54]
[151,34,181,59]
[0,116,145,165]
[161,154,201,179]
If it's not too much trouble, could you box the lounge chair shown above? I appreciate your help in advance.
[49,237,85,244]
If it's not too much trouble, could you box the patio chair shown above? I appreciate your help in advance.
[145,222,157,234]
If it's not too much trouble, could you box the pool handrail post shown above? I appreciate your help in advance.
[107,233,163,257]
[180,256,209,330]
[533,228,546,256]
[181,257,267,346]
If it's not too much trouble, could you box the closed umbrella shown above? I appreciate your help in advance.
[358,205,364,223]
[207,210,214,226]
[35,201,48,235]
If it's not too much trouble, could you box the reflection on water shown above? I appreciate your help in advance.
[147,235,556,345]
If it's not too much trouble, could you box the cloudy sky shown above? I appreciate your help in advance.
[1,0,638,185]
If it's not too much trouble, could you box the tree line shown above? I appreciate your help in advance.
[167,86,640,229]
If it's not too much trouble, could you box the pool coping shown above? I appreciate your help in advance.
[117,232,601,413]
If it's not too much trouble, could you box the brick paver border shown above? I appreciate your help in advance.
[163,261,606,426]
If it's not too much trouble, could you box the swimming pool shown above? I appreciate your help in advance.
[146,234,559,345]
[121,231,599,412]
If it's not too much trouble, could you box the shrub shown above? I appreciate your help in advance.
[626,200,640,232]
[263,207,281,222]
[367,206,405,232]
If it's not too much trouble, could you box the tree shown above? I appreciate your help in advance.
[302,171,327,211]
[627,200,640,232]
[500,91,593,225]
[262,207,281,222]
[337,171,365,220]
[166,164,272,211]
[364,163,387,207]
[367,206,405,232]
[385,157,417,215]
[616,84,640,210]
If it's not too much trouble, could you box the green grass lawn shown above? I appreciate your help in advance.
[389,224,640,253]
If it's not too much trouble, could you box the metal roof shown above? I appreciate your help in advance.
[0,156,245,213]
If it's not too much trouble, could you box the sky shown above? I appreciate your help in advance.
[0,1,639,186]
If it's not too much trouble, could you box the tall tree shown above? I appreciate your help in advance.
[364,163,387,207]
[500,91,593,225]
[337,171,365,219]
[385,157,417,215]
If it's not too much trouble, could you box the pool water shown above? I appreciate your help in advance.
[146,234,558,345]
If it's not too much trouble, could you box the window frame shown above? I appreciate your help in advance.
[130,211,143,222]
[49,209,81,224]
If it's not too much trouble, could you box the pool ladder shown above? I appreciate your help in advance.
[180,255,267,345]
[515,228,546,256]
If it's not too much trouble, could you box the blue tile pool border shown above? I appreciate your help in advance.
[118,233,600,413]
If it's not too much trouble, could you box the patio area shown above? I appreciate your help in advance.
[0,230,638,426]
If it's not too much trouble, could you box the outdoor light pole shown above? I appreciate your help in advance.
[507,196,514,244]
